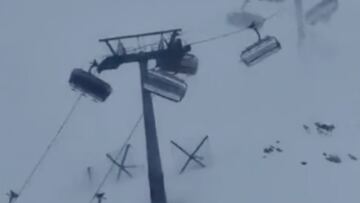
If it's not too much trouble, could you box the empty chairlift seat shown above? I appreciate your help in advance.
[305,0,338,25]
[69,68,112,102]
[240,36,281,67]
[143,70,187,102]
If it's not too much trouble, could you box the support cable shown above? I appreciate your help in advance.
[189,9,283,46]
[13,94,82,202]
[122,9,283,53]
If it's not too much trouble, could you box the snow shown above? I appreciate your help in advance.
[1,0,360,203]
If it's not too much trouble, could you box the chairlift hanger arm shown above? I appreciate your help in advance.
[99,29,182,42]
[248,23,262,41]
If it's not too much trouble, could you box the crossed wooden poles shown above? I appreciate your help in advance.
[170,135,209,174]
[6,190,18,203]
[94,192,106,203]
[92,145,135,203]
[106,136,209,178]
[90,136,208,202]
[106,144,138,180]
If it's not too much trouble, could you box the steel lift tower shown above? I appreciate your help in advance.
[70,28,198,203]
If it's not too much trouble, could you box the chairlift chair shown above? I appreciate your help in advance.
[305,0,338,25]
[241,35,281,67]
[143,69,187,102]
[69,68,112,102]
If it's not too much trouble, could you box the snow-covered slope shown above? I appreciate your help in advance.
[1,0,360,203]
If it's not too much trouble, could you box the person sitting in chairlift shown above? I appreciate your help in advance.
[156,31,190,73]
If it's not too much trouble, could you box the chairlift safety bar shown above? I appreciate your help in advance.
[99,29,182,42]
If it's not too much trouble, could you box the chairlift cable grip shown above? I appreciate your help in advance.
[252,26,262,41]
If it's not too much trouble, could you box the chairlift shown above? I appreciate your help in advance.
[240,26,281,66]
[143,69,187,102]
[156,36,196,75]
[69,68,112,102]
[305,0,338,25]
